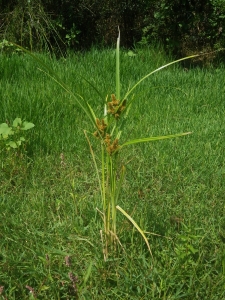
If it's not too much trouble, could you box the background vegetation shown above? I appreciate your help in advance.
[1,0,225,298]
[0,46,225,299]
[1,0,225,57]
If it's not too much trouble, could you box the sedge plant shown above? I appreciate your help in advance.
[11,31,202,260]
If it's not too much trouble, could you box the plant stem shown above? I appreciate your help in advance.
[116,28,120,101]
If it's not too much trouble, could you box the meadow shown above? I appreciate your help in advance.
[0,46,225,299]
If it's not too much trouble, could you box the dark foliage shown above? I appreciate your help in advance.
[1,0,225,59]
[141,0,225,60]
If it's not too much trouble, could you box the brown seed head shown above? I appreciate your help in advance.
[106,138,120,155]
[94,118,107,138]
[104,133,111,147]
[107,95,126,118]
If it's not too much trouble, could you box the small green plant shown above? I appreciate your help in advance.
[65,23,80,47]
[0,117,34,151]
[12,32,201,260]
[0,39,23,55]
[0,118,34,187]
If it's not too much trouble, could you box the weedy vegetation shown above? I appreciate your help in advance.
[0,117,34,150]
[0,37,225,299]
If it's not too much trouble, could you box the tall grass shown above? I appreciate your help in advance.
[12,34,198,259]
[1,0,64,53]
[0,46,225,298]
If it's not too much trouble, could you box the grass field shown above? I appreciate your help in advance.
[0,46,225,299]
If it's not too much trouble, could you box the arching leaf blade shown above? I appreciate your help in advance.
[120,132,192,148]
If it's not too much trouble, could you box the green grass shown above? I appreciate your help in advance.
[0,46,225,299]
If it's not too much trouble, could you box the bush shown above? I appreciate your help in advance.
[140,0,225,61]
[1,0,225,60]
[0,0,148,50]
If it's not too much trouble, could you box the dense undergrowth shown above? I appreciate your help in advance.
[0,47,225,299]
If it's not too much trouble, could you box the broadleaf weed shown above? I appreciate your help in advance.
[0,117,34,151]
[0,118,34,188]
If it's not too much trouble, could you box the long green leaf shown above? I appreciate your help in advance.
[116,28,120,101]
[82,77,105,104]
[36,67,96,126]
[120,132,191,148]
[10,42,97,130]
[115,165,126,204]
[124,55,200,99]
[86,103,98,127]
[116,205,153,259]
[84,130,103,203]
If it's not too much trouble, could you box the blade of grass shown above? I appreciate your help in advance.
[116,28,120,101]
[116,205,153,259]
[124,55,200,100]
[120,132,192,149]
[84,130,103,203]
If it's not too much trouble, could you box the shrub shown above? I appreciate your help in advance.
[1,0,225,58]
[140,0,225,62]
